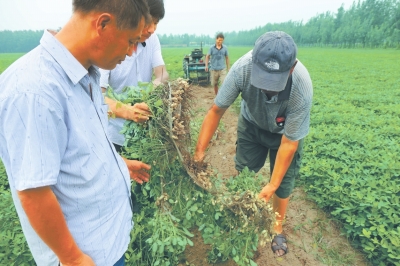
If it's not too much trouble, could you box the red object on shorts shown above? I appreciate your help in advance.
[276,117,285,127]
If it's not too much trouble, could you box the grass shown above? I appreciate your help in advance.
[0,53,24,74]
[289,189,370,266]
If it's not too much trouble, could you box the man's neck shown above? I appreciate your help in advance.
[56,12,93,70]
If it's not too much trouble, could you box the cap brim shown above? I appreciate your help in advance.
[251,63,290,92]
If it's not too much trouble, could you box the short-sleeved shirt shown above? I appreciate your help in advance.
[0,30,133,266]
[99,33,165,146]
[215,50,313,141]
[207,44,229,71]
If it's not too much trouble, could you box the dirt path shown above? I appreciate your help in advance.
[183,85,369,266]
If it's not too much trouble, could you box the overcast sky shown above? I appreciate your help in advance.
[0,0,357,36]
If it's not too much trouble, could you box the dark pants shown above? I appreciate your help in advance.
[113,254,125,266]
[234,115,304,199]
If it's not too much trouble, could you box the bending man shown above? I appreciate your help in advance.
[195,31,313,257]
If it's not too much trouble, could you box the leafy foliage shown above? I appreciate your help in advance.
[0,162,34,265]
[107,80,275,265]
[298,48,400,265]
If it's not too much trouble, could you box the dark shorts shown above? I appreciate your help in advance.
[234,114,304,198]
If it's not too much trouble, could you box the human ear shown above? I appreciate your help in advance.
[289,60,298,74]
[96,13,112,31]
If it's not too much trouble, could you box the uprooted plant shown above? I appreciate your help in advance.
[106,79,276,266]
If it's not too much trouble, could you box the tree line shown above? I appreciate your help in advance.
[0,0,399,53]
[160,0,399,48]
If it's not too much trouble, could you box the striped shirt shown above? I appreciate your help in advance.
[215,50,313,141]
[99,34,165,146]
[0,30,133,266]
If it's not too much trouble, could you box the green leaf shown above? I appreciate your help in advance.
[154,99,163,107]
[232,247,237,255]
[185,211,191,220]
[362,228,371,238]
[182,227,194,237]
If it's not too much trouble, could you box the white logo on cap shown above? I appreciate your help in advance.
[265,60,279,70]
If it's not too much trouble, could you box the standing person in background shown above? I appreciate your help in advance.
[194,31,313,257]
[100,0,168,154]
[205,32,230,95]
[0,1,151,265]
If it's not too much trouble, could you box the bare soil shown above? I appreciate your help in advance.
[181,85,369,266]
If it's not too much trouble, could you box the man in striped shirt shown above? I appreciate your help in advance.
[194,31,313,257]
[0,1,151,265]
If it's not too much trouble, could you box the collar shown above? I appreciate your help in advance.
[214,44,223,50]
[40,30,93,85]
[277,75,293,101]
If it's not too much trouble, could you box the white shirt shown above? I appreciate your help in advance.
[0,30,133,266]
[99,34,165,146]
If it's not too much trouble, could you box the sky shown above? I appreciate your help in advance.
[0,0,357,36]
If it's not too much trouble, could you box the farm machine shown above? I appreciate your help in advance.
[182,42,210,85]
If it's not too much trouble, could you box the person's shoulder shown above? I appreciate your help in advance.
[148,34,160,44]
[292,60,313,100]
[293,60,312,83]
[1,47,60,94]
[232,50,252,69]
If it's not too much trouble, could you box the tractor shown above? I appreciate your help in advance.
[182,42,210,86]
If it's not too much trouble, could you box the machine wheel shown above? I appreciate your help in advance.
[182,60,189,79]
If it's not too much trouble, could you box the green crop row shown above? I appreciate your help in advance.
[298,48,400,266]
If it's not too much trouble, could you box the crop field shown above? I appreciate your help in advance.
[0,53,25,74]
[0,47,399,265]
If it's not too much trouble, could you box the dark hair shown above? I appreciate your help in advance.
[73,0,150,29]
[147,0,165,21]
[216,33,224,39]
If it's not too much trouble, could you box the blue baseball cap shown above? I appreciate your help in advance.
[251,31,297,92]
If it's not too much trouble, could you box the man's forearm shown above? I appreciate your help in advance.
[153,65,169,84]
[269,137,299,188]
[104,96,130,120]
[18,186,84,264]
[195,105,226,155]
[205,55,210,67]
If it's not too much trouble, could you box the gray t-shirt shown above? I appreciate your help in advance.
[215,50,313,141]
[207,45,229,70]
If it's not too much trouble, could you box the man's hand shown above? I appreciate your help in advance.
[152,80,162,87]
[205,66,209,72]
[193,150,205,162]
[123,158,151,184]
[17,187,93,266]
[61,254,95,266]
[258,183,279,203]
[126,102,152,123]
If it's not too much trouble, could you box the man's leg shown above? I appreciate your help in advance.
[272,194,289,234]
[234,115,269,172]
[212,70,220,95]
[269,139,304,256]
[217,69,227,95]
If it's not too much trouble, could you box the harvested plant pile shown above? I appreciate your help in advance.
[106,79,276,266]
